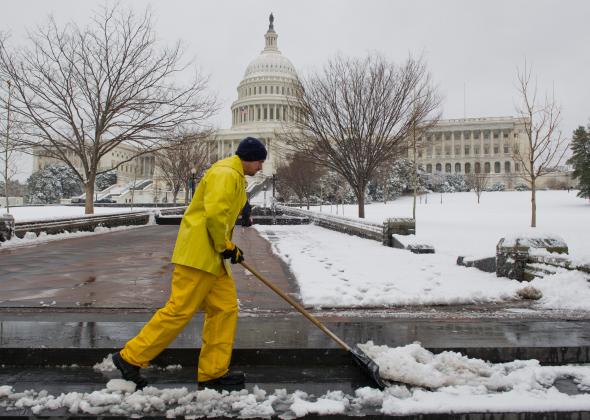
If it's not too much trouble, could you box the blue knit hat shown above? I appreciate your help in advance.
[236,137,267,161]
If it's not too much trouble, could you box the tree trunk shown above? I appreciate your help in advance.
[357,188,365,218]
[84,181,95,214]
[531,177,537,228]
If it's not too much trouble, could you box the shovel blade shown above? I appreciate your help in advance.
[350,346,388,390]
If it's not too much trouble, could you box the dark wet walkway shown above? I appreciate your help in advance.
[0,225,297,311]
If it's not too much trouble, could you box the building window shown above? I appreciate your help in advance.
[445,163,451,173]
[475,162,481,173]
[484,146,489,155]
[475,146,480,155]
[484,131,490,140]
[493,145,499,154]
[515,163,520,171]
[265,86,267,94]
[505,161,511,173]
[418,151,423,158]
[464,131,471,140]
[465,162,471,174]
[504,144,509,154]
[493,131,499,139]
[436,148,441,156]
[282,86,285,94]
[454,146,460,155]
[474,131,480,139]
[436,163,442,172]
[503,132,509,139]
[464,145,470,155]
[270,86,274,94]
[427,164,433,173]
[494,162,501,173]
[484,162,491,173]
[444,132,451,140]
[445,147,451,156]
[455,163,461,173]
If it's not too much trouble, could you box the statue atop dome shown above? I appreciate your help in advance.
[269,13,274,31]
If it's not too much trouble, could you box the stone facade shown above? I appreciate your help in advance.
[410,116,574,189]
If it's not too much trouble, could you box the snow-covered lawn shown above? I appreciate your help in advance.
[3,205,158,223]
[308,190,590,260]
[255,190,590,310]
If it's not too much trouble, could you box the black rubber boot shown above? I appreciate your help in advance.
[112,352,148,390]
[198,370,245,388]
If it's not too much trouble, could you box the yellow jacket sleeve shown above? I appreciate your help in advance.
[203,168,238,253]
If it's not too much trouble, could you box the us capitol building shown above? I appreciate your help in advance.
[205,13,300,179]
[33,14,573,204]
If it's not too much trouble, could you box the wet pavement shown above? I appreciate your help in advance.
[2,225,590,417]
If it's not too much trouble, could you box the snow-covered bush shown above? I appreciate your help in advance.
[367,158,427,202]
[427,173,469,193]
[96,170,117,191]
[26,164,83,204]
[515,184,529,191]
[486,182,506,192]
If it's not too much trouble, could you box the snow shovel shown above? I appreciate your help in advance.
[240,260,388,390]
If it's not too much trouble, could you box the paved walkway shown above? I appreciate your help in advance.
[0,225,296,311]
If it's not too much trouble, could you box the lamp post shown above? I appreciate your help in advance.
[190,168,197,200]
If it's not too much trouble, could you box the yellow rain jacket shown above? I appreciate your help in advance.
[171,155,247,276]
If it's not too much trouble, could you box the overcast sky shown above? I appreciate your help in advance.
[2,0,589,180]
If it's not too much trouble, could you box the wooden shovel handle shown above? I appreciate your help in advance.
[240,260,351,351]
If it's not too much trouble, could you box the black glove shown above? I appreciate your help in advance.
[241,201,253,227]
[222,245,244,264]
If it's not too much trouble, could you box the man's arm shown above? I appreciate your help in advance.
[203,169,238,253]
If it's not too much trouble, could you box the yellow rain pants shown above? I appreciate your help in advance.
[120,263,238,382]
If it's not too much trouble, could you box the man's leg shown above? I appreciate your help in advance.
[197,271,239,382]
[120,264,216,368]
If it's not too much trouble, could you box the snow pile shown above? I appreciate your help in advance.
[93,354,116,372]
[529,271,590,310]
[2,345,590,417]
[360,341,590,391]
[0,224,145,250]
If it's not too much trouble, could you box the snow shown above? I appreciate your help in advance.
[0,224,149,250]
[256,224,522,307]
[307,190,590,260]
[3,205,159,223]
[254,190,590,310]
[2,343,590,417]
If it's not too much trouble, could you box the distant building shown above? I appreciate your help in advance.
[410,116,574,189]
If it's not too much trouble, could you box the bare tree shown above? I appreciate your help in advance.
[156,130,212,204]
[276,151,324,209]
[282,54,440,218]
[0,5,217,214]
[513,62,569,227]
[467,172,490,204]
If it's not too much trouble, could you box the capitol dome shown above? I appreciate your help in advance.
[244,52,298,80]
[230,13,301,128]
